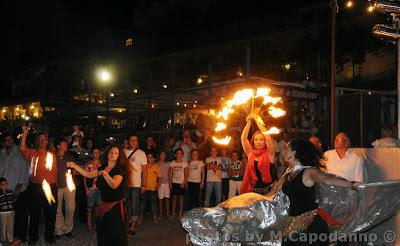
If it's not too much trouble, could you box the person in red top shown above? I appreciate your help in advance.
[240,113,277,194]
[19,125,58,244]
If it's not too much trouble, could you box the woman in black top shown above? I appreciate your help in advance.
[280,139,361,246]
[67,145,128,246]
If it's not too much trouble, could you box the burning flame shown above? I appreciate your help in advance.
[45,152,53,171]
[263,127,281,135]
[66,169,76,192]
[268,106,286,118]
[42,180,55,204]
[31,157,39,176]
[215,122,227,132]
[263,96,281,105]
[216,106,234,120]
[255,88,271,98]
[211,87,285,145]
[230,89,254,106]
[212,136,231,145]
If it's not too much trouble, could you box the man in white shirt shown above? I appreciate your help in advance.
[174,129,196,162]
[324,132,363,182]
[0,132,29,242]
[124,134,147,234]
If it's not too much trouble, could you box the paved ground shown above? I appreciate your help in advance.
[21,215,188,246]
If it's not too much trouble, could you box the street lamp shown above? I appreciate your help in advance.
[96,68,113,134]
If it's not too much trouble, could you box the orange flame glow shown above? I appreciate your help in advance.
[42,180,55,204]
[212,136,231,145]
[45,152,53,171]
[263,127,281,135]
[215,122,227,132]
[66,169,76,192]
[268,106,286,118]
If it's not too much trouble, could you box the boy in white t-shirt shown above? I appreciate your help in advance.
[169,148,188,219]
[228,150,244,198]
[187,149,205,209]
[204,147,222,207]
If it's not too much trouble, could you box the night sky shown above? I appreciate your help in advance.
[0,0,330,98]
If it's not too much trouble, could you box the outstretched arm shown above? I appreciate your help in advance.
[67,162,99,178]
[304,168,360,188]
[241,117,253,157]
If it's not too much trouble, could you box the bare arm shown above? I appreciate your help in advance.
[201,166,205,184]
[101,172,123,189]
[67,162,98,178]
[304,168,355,188]
[20,127,28,152]
[141,165,147,187]
[241,119,253,157]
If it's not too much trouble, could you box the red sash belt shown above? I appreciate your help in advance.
[316,208,344,226]
[96,199,125,221]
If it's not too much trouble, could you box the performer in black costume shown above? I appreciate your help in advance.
[67,145,128,246]
[280,139,359,245]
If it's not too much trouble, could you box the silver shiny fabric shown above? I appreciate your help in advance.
[182,168,400,246]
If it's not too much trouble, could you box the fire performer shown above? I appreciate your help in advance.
[240,113,277,194]
[67,145,128,246]
[279,139,359,245]
[20,125,57,244]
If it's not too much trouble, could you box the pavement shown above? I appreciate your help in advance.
[18,215,188,246]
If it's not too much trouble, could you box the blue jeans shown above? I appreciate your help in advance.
[129,187,141,221]
[204,182,221,207]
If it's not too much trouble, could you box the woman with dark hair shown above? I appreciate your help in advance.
[67,145,128,246]
[280,138,361,246]
[240,114,277,194]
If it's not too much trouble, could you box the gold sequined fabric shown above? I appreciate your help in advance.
[282,209,318,238]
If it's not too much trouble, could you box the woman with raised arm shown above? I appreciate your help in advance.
[280,138,361,246]
[240,113,277,194]
[67,145,128,246]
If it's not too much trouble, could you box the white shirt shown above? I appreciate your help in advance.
[188,160,204,183]
[0,145,30,192]
[124,148,147,188]
[324,149,364,182]
[371,137,400,147]
[170,160,188,184]
[205,157,222,182]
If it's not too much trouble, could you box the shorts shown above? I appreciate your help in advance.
[158,183,170,199]
[87,188,101,210]
[172,183,185,196]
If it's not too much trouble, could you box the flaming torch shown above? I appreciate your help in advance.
[42,180,55,204]
[45,152,53,171]
[66,169,76,192]
[210,87,285,146]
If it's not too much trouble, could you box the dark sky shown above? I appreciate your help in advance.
[0,0,328,97]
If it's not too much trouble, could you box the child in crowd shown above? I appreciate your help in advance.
[169,148,188,219]
[0,177,15,243]
[84,146,101,232]
[204,147,222,207]
[228,150,244,198]
[158,151,170,217]
[187,149,205,210]
[140,153,162,224]
[220,148,231,201]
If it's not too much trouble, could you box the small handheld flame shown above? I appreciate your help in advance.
[263,127,281,135]
[212,136,231,145]
[268,106,286,118]
[45,152,53,171]
[209,109,216,116]
[215,122,227,132]
[66,169,76,192]
[42,180,55,205]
